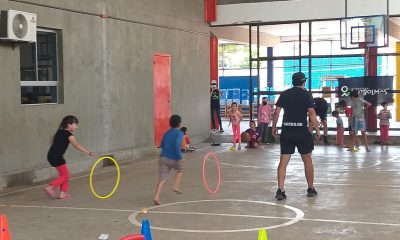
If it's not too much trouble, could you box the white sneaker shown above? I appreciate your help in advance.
[98,234,109,240]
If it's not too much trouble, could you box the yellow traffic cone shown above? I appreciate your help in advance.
[258,228,268,240]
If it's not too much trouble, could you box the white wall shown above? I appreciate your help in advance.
[347,0,387,17]
[213,0,400,26]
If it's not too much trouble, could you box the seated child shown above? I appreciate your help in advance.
[180,127,196,152]
[242,121,261,148]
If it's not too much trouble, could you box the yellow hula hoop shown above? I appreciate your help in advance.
[89,156,121,199]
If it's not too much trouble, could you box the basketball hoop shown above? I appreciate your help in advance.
[340,15,388,49]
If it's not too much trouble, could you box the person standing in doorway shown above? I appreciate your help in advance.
[272,72,320,200]
[210,80,224,133]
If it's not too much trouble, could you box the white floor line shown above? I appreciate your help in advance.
[129,199,304,232]
[387,156,400,161]
[218,162,261,169]
[0,146,213,197]
[218,161,400,172]
[223,180,400,188]
[148,210,400,227]
[301,217,400,227]
[2,203,397,228]
[149,210,291,220]
[0,204,134,212]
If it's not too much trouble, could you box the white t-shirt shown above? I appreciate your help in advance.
[350,98,366,119]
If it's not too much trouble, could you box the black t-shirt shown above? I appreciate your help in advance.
[313,97,328,112]
[210,89,221,107]
[276,87,315,130]
[47,129,73,167]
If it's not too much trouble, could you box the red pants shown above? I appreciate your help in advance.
[336,127,344,146]
[232,124,241,144]
[380,125,389,143]
[50,164,70,192]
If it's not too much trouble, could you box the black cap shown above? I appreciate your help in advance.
[292,72,307,86]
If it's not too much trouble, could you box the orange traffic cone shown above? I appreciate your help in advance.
[0,214,11,240]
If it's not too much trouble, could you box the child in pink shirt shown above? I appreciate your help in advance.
[229,102,243,151]
[258,97,272,143]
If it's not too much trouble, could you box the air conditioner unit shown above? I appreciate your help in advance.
[0,10,37,42]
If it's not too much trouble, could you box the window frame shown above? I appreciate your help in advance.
[20,28,61,105]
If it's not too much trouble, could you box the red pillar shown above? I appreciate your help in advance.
[210,35,218,85]
[204,0,216,23]
[365,47,378,131]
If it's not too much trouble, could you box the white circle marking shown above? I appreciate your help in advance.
[128,199,304,233]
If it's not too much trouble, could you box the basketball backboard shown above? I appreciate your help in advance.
[340,15,388,49]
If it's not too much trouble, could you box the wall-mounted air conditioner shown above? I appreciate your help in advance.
[0,10,37,42]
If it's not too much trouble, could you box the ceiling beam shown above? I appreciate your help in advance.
[212,26,281,46]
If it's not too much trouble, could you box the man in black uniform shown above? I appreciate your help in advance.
[272,72,320,200]
[310,97,329,145]
[210,80,224,132]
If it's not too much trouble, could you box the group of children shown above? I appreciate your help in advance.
[227,97,272,151]
[227,91,393,152]
[43,114,194,203]
[331,91,392,151]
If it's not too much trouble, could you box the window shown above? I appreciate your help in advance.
[20,29,61,105]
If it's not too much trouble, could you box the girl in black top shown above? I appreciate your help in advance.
[44,115,94,199]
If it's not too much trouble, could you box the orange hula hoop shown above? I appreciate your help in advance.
[202,152,221,194]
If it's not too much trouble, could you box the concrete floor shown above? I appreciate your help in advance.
[1,142,400,240]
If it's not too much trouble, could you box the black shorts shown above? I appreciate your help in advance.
[280,129,314,155]
[315,109,327,121]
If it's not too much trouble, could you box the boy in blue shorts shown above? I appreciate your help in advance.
[347,90,372,152]
[153,115,184,205]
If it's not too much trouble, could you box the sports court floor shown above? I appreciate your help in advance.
[1,140,400,239]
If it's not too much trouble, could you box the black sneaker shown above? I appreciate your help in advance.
[323,137,329,145]
[219,129,224,133]
[307,187,317,197]
[275,189,287,200]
